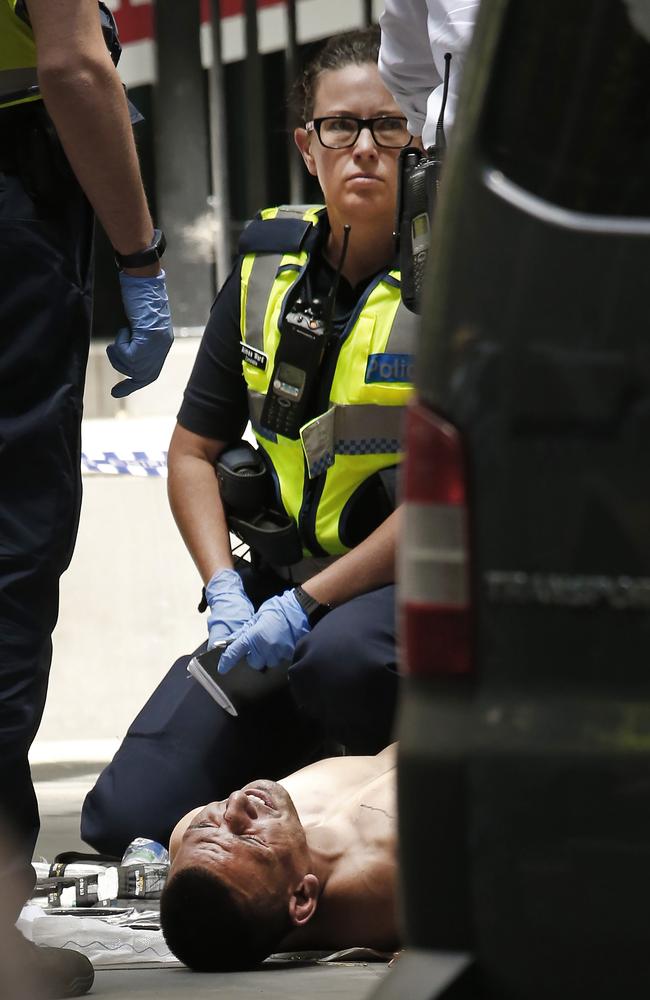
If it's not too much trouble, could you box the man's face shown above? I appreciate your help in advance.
[172,780,308,908]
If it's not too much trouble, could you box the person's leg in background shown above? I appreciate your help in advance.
[288,585,400,753]
[0,123,95,998]
[0,161,93,865]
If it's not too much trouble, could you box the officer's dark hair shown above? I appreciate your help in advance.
[160,866,292,971]
[291,26,381,124]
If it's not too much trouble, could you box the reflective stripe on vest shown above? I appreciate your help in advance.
[241,204,324,353]
[240,205,418,556]
[0,1,40,109]
[248,392,406,474]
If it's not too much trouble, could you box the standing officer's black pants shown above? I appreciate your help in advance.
[81,571,399,857]
[0,119,94,867]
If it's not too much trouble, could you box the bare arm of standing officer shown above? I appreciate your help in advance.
[27,0,173,396]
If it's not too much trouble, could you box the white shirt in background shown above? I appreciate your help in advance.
[378,0,481,148]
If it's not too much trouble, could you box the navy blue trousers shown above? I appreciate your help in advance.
[81,577,399,856]
[0,119,94,867]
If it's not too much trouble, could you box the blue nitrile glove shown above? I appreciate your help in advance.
[107,270,173,398]
[205,568,255,650]
[218,589,310,674]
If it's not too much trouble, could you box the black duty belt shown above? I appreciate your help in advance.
[0,103,47,171]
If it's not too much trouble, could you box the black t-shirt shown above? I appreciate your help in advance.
[177,225,388,443]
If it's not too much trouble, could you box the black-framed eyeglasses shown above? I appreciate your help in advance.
[305,116,412,149]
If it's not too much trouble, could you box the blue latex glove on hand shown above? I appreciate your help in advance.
[107,270,173,398]
[205,568,255,650]
[218,589,309,674]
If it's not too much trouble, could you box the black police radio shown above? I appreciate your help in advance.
[261,225,351,439]
[395,52,452,314]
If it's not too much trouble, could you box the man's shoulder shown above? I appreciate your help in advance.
[282,746,397,822]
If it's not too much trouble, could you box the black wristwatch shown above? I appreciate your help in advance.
[293,585,331,628]
[114,228,166,270]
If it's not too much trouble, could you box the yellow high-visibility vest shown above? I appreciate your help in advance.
[240,205,418,557]
[0,0,40,110]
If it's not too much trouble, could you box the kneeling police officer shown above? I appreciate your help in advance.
[82,27,418,857]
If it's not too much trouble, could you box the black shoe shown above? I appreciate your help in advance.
[9,929,95,999]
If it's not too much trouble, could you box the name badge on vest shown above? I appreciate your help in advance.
[365,353,414,384]
[241,342,268,371]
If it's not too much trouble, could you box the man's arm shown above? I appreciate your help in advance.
[27,0,157,269]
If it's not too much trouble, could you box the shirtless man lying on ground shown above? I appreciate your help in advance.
[160,744,397,971]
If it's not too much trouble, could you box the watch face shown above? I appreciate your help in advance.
[152,229,167,256]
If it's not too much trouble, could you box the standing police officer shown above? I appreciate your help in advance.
[0,1,172,995]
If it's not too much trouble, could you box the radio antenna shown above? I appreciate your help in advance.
[435,52,452,153]
[325,224,351,331]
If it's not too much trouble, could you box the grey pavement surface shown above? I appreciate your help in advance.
[90,965,387,999]
[26,344,388,997]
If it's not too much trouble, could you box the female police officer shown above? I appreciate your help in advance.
[82,27,418,855]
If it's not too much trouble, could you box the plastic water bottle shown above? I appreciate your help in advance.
[118,838,169,899]
[120,838,169,866]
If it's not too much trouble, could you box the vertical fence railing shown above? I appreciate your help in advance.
[153,0,213,326]
[208,0,231,288]
[285,0,305,205]
[244,0,268,217]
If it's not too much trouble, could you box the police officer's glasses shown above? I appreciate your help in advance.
[306,116,411,149]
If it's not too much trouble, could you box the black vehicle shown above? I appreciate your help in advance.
[374,1,650,998]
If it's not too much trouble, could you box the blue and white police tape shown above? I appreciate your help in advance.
[81,451,168,477]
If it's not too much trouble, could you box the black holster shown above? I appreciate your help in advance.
[216,442,304,566]
[216,442,398,566]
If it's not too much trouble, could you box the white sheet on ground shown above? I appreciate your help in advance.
[17,905,181,969]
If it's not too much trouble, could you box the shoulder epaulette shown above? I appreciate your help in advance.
[238,205,325,256]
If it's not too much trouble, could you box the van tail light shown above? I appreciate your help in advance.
[399,401,472,677]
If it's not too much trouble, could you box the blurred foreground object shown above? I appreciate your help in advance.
[371,0,650,998]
